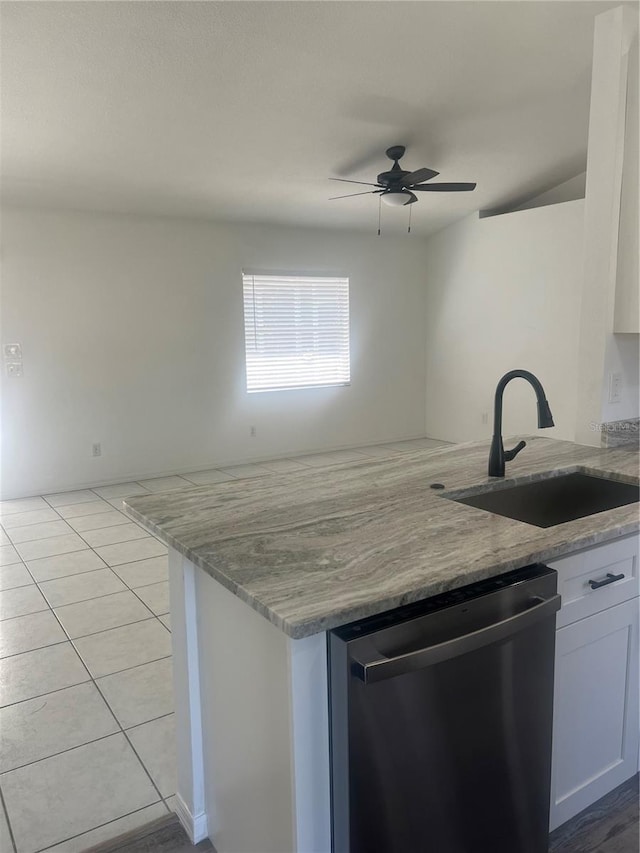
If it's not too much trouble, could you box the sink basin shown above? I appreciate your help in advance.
[450,471,639,528]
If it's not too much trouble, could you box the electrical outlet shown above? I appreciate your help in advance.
[3,343,22,360]
[250,426,257,437]
[6,362,23,377]
[608,372,622,404]
[481,412,489,425]
[92,443,102,457]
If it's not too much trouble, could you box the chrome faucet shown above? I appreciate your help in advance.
[488,370,554,478]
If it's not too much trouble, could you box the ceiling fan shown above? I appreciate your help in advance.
[329,145,476,206]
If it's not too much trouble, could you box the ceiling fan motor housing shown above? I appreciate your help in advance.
[377,169,410,186]
[378,145,409,186]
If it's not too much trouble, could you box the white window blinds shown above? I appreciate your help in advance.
[242,273,351,393]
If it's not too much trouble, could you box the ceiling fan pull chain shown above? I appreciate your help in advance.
[408,204,412,234]
[378,195,382,236]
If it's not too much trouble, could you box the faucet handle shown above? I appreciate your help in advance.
[504,440,527,462]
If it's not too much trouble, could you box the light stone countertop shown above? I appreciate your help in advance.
[124,437,639,638]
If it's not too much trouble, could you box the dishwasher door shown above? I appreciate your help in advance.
[329,564,560,853]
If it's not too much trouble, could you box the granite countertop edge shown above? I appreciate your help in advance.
[124,505,638,638]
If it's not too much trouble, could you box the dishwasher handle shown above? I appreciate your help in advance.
[351,593,561,684]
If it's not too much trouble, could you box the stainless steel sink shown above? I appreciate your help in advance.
[449,471,639,528]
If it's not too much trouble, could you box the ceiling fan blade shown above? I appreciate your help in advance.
[401,167,439,186]
[329,190,384,200]
[329,178,383,188]
[412,182,477,192]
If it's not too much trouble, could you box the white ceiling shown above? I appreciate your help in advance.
[0,0,627,236]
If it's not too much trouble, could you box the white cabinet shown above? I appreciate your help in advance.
[548,536,639,831]
[614,35,639,334]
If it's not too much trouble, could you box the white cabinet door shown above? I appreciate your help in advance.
[549,597,639,830]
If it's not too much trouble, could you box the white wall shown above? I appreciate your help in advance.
[423,200,585,445]
[0,207,428,498]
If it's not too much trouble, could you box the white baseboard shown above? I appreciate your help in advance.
[173,792,209,845]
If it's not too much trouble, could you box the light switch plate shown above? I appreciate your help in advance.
[6,362,23,377]
[3,343,22,360]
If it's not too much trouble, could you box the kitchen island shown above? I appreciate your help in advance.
[124,437,639,852]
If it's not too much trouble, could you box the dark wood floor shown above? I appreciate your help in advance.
[87,774,639,853]
[84,815,214,853]
[551,774,639,853]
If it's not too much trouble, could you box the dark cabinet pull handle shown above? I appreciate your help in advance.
[588,572,625,590]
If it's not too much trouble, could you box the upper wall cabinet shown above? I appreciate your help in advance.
[614,35,639,334]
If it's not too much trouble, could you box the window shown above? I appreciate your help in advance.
[242,272,350,393]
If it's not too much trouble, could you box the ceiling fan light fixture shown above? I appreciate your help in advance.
[381,190,413,207]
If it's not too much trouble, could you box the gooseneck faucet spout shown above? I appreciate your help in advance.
[488,370,554,478]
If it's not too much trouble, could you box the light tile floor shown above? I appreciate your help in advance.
[0,438,447,852]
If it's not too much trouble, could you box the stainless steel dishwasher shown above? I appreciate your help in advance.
[329,564,561,853]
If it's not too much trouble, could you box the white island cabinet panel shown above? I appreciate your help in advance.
[168,548,331,853]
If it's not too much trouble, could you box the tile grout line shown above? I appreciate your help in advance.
[0,678,93,712]
[55,605,164,639]
[126,584,169,621]
[41,495,113,513]
[5,526,76,546]
[0,637,70,662]
[40,586,154,611]
[0,781,18,853]
[1,609,159,658]
[87,653,173,682]
[0,606,49,625]
[6,565,107,591]
[0,712,175,777]
[0,578,37,593]
[66,511,169,563]
[14,543,94,563]
[0,652,173,711]
[23,545,169,586]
